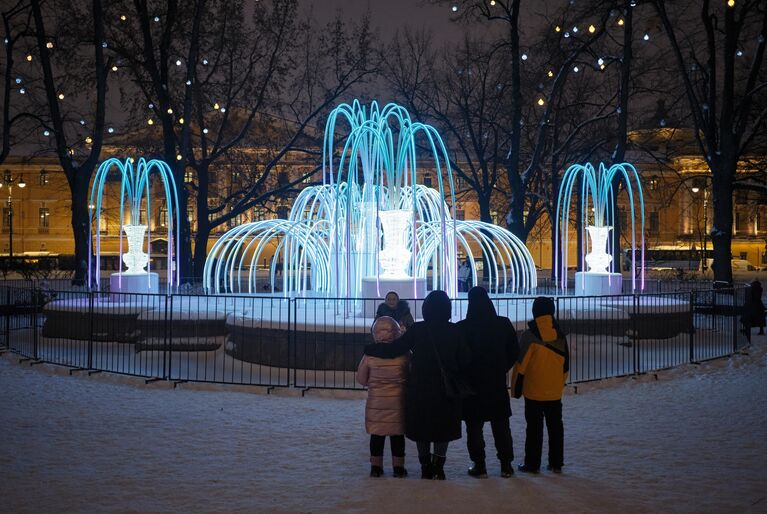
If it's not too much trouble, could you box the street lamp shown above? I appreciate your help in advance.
[1,170,27,258]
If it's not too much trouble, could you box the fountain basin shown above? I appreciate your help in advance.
[574,271,623,296]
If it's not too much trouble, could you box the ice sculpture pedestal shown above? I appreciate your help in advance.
[110,272,159,298]
[360,277,427,319]
[574,272,622,296]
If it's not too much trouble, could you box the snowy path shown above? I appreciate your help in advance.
[1,339,766,514]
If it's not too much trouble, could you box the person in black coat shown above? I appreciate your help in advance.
[457,286,520,479]
[364,290,471,480]
[743,279,766,335]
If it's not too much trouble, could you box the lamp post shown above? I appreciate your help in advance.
[1,171,27,258]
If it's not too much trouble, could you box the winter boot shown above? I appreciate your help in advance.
[500,461,514,478]
[431,454,447,480]
[419,455,434,479]
[467,461,488,479]
[393,456,407,478]
[370,455,384,477]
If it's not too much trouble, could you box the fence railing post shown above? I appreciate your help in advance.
[87,290,94,370]
[162,294,170,380]
[632,293,639,375]
[32,287,39,360]
[689,291,695,363]
[733,287,739,353]
[4,287,10,350]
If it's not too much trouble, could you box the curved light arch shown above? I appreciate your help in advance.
[88,157,181,291]
[555,162,645,293]
[204,101,537,299]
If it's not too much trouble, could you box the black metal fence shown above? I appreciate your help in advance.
[0,283,751,390]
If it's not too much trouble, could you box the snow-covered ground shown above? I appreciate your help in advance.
[1,338,766,514]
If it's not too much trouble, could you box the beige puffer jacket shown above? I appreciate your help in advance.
[356,352,409,436]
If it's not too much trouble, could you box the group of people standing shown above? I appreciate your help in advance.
[356,288,569,480]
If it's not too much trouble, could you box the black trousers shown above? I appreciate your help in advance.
[370,435,405,457]
[465,417,514,463]
[416,441,449,458]
[523,398,564,470]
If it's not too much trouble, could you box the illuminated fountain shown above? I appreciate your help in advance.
[555,162,645,295]
[204,100,537,309]
[89,157,181,294]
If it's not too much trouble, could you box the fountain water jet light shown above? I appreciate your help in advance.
[89,157,181,294]
[555,162,645,295]
[204,100,537,307]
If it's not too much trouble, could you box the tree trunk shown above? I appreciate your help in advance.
[477,194,493,283]
[711,159,735,285]
[192,218,210,281]
[70,173,91,285]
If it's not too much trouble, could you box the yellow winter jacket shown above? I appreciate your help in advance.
[513,316,569,401]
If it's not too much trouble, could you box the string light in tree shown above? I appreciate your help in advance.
[521,53,528,60]
[175,59,182,66]
[555,25,561,32]
[572,26,578,33]
[737,49,744,56]
[120,15,127,21]
[15,77,21,84]
[573,66,580,72]
[728,0,735,7]
[147,119,154,125]
[111,65,118,71]
[547,70,554,77]
[203,128,209,134]
[179,117,184,124]
[167,108,173,114]
[588,24,596,33]
[213,102,220,110]
[46,41,54,49]
[154,16,160,22]
[108,127,114,134]
[85,136,93,144]
[537,98,545,106]
[202,58,208,65]
[597,57,604,66]
[618,18,624,26]
[58,93,65,100]
[80,119,86,125]
[452,5,458,12]
[19,88,25,94]
[26,54,32,61]
[43,130,49,136]
[643,33,650,41]
[490,0,496,5]
[176,154,182,161]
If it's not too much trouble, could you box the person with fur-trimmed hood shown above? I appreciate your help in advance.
[513,296,569,474]
[375,291,415,331]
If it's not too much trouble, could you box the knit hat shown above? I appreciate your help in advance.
[532,296,556,318]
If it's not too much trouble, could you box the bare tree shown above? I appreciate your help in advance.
[107,0,376,279]
[26,0,109,284]
[654,0,767,284]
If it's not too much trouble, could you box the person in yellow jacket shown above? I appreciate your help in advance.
[512,296,569,474]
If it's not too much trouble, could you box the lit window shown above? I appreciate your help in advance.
[39,169,49,186]
[38,207,50,232]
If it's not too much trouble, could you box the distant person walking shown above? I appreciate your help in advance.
[458,259,471,293]
[375,291,415,331]
[513,296,569,474]
[364,290,471,480]
[745,279,765,335]
[356,316,410,478]
[457,287,520,478]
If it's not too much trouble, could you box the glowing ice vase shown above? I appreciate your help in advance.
[585,225,612,273]
[121,224,149,274]
[378,209,412,278]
